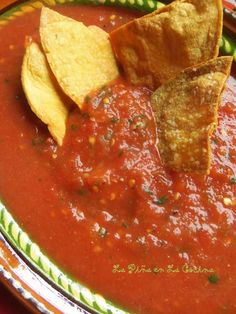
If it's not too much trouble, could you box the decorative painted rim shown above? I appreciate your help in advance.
[223,0,236,14]
[0,204,127,313]
[0,1,236,314]
[0,230,91,314]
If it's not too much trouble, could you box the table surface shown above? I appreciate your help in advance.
[0,282,31,314]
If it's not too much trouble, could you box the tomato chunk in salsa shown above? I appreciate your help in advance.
[0,4,235,314]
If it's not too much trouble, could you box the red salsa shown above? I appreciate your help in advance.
[0,4,235,314]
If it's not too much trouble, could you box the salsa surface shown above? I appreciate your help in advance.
[0,4,236,314]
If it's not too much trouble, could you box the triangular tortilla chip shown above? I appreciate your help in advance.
[21,41,68,146]
[110,0,223,90]
[40,7,119,108]
[151,56,233,174]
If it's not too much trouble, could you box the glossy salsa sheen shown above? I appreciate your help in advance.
[0,5,236,314]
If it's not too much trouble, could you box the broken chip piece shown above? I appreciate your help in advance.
[110,0,223,90]
[151,56,233,174]
[21,41,68,146]
[40,7,119,108]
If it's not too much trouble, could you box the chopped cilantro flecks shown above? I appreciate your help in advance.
[15,95,20,100]
[76,189,86,196]
[133,121,146,129]
[229,176,236,185]
[81,112,90,119]
[212,139,218,145]
[121,222,128,228]
[70,124,78,131]
[153,196,168,205]
[208,274,219,284]
[32,136,45,146]
[128,115,144,124]
[144,189,154,196]
[111,117,119,123]
[103,130,113,141]
[99,227,107,238]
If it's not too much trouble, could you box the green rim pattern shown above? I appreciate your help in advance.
[220,33,236,62]
[0,202,127,314]
[0,1,236,314]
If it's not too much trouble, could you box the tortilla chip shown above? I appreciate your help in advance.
[40,7,119,108]
[21,41,68,146]
[151,56,233,174]
[110,0,223,90]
